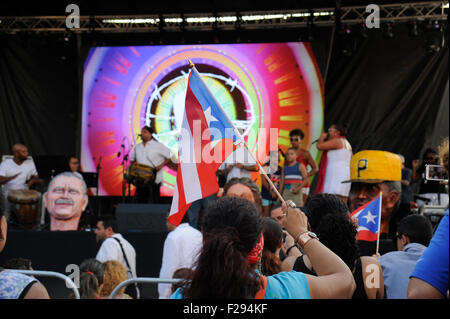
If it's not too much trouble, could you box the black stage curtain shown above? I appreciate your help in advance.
[0,26,448,165]
[323,24,449,164]
[0,34,79,157]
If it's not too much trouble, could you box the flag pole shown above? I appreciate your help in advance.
[186,60,288,207]
[375,192,382,256]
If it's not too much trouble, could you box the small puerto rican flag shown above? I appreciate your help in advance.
[350,193,382,241]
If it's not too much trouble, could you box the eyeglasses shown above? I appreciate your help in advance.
[290,137,300,141]
[328,128,337,132]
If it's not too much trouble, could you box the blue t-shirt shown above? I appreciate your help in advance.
[170,271,310,299]
[410,210,449,297]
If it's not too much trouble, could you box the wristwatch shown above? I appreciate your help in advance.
[296,231,319,249]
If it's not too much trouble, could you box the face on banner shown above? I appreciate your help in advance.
[81,43,324,196]
[44,175,88,231]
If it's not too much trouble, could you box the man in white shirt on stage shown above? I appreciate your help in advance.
[158,211,202,299]
[0,144,40,218]
[130,126,172,203]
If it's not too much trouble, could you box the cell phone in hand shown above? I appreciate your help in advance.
[425,164,448,182]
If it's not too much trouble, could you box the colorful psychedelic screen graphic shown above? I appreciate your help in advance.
[81,43,324,196]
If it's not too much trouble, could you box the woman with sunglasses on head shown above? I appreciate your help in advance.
[314,124,353,204]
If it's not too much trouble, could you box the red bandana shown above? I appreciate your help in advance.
[247,234,264,264]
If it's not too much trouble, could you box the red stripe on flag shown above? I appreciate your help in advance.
[168,163,192,226]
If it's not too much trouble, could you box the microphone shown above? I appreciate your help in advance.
[117,137,126,157]
[311,133,329,144]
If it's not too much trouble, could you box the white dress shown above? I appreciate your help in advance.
[323,138,352,197]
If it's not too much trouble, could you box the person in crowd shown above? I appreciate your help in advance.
[280,148,308,208]
[218,146,259,184]
[95,216,138,298]
[100,260,132,299]
[412,147,448,206]
[269,203,286,228]
[261,217,283,276]
[344,150,403,244]
[408,137,449,299]
[2,257,33,271]
[68,156,83,180]
[170,196,356,299]
[78,258,104,299]
[130,126,172,203]
[223,177,263,214]
[0,208,49,299]
[44,172,88,231]
[378,214,433,299]
[282,193,384,299]
[315,124,352,203]
[261,156,282,217]
[171,268,194,295]
[0,144,41,218]
[392,154,413,226]
[158,211,202,299]
[289,128,318,203]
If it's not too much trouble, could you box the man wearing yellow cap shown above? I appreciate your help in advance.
[343,150,403,243]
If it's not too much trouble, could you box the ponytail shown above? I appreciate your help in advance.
[79,272,100,299]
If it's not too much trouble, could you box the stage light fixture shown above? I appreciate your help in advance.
[383,22,394,38]
[410,20,419,37]
[359,23,368,38]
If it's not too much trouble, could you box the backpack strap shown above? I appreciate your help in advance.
[112,237,132,274]
[254,275,268,299]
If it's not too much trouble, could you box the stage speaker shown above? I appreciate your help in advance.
[116,203,170,233]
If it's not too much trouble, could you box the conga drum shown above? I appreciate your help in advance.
[126,162,156,186]
[7,189,40,230]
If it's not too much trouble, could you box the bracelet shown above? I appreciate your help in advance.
[294,231,308,244]
[286,245,297,255]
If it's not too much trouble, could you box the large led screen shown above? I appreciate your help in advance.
[82,43,324,196]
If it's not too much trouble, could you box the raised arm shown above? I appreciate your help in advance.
[283,202,356,299]
[316,133,342,151]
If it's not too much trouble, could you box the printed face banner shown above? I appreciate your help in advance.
[81,43,324,196]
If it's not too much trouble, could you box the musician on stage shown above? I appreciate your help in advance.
[0,144,40,217]
[130,126,172,203]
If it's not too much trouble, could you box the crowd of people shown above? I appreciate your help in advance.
[0,126,448,299]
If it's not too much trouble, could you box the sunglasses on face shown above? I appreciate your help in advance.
[349,183,382,198]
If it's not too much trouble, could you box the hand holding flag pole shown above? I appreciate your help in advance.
[186,59,293,208]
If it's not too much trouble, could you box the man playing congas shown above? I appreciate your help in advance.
[130,126,172,203]
[0,144,41,224]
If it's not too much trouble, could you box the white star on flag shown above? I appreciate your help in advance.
[362,211,376,224]
[204,106,218,127]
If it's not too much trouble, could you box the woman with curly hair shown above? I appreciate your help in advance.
[100,260,132,299]
[282,193,384,299]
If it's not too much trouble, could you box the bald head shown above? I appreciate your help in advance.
[12,144,29,161]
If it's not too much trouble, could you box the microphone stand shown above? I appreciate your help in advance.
[96,156,102,218]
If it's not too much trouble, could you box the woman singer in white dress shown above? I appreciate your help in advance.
[316,124,353,204]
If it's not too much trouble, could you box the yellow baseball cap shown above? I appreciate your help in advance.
[342,150,402,183]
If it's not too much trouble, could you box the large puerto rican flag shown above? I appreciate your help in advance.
[168,65,240,226]
[349,193,382,241]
